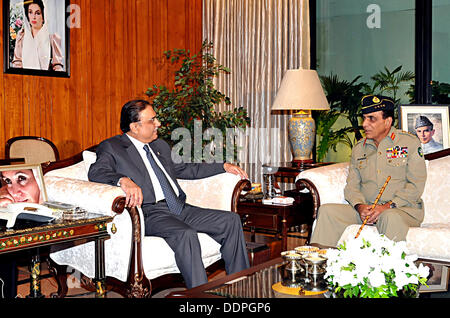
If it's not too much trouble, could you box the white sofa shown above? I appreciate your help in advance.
[295,148,450,264]
[42,147,249,297]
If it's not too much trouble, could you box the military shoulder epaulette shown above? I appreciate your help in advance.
[355,138,366,146]
[398,130,417,138]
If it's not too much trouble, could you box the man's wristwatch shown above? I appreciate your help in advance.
[389,201,397,209]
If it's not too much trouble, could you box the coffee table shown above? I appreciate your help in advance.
[167,257,324,298]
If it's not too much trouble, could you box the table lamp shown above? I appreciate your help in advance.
[271,69,329,165]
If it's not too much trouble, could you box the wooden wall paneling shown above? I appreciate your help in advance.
[37,77,51,144]
[186,0,203,53]
[22,76,32,136]
[120,0,131,126]
[103,0,112,139]
[51,77,74,157]
[148,0,157,99]
[28,77,41,137]
[109,0,126,137]
[3,76,24,146]
[80,0,93,151]
[26,77,42,138]
[159,0,169,86]
[129,0,138,99]
[135,0,151,101]
[150,0,162,91]
[166,0,186,88]
[168,0,187,52]
[0,5,4,157]
[0,0,203,160]
[90,0,109,145]
[66,1,85,159]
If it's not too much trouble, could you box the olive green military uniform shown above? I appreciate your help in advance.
[311,126,427,247]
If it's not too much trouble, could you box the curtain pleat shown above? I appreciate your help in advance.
[203,0,310,185]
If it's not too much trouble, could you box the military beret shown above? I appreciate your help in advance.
[361,95,395,114]
[414,115,433,129]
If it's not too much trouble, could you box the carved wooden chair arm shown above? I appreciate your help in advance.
[295,178,321,220]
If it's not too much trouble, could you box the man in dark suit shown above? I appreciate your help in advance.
[88,99,250,288]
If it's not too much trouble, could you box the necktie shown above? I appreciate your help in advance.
[143,144,185,215]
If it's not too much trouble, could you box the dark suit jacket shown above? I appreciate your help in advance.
[88,134,225,205]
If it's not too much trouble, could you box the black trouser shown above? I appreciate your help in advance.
[143,202,250,289]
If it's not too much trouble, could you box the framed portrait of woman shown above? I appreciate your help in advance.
[3,0,70,77]
[0,164,47,208]
[399,105,450,155]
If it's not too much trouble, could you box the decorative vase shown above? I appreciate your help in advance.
[288,110,315,164]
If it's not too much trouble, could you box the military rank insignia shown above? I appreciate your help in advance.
[386,146,408,159]
[418,147,423,157]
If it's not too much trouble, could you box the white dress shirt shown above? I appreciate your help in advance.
[126,134,180,202]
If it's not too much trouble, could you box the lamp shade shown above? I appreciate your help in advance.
[271,69,329,111]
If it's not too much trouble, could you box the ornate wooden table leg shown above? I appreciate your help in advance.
[94,238,107,298]
[27,249,45,298]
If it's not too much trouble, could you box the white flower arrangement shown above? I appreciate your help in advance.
[325,230,430,298]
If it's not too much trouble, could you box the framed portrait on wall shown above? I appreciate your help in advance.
[399,105,450,155]
[3,0,70,77]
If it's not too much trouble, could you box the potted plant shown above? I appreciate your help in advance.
[146,41,250,163]
[325,230,430,298]
[315,74,367,162]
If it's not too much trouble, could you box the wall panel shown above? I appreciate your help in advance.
[0,0,202,159]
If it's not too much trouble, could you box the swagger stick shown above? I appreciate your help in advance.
[354,176,391,239]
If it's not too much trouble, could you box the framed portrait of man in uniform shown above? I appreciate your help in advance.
[399,105,450,155]
[3,0,70,77]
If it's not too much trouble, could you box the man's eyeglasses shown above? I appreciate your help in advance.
[138,116,158,124]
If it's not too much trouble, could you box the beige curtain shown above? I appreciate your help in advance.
[203,0,310,186]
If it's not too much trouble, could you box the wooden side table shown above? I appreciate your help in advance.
[237,162,333,251]
[237,195,313,251]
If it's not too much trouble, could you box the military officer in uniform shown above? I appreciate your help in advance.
[414,115,443,154]
[310,95,427,247]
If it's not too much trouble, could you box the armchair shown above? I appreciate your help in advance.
[42,147,250,297]
[295,148,450,265]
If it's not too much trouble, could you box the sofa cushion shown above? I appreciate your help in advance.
[82,150,97,176]
[421,155,450,224]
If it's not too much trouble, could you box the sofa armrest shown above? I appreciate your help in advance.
[44,175,126,216]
